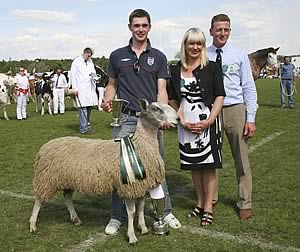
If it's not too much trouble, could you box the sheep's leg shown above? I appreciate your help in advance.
[63,189,82,225]
[136,198,148,235]
[3,107,9,120]
[29,198,42,232]
[125,199,138,244]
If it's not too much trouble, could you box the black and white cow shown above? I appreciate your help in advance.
[34,73,53,115]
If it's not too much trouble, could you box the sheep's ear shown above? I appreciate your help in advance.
[139,99,149,112]
[275,47,280,52]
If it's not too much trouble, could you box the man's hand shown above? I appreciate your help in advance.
[244,122,256,138]
[101,99,112,112]
[74,91,78,97]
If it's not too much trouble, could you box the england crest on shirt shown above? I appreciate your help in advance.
[147,56,155,66]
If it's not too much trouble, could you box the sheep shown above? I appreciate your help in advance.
[29,99,178,244]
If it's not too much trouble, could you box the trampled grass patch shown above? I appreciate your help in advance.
[0,78,299,251]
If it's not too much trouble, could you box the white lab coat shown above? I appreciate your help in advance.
[70,55,98,107]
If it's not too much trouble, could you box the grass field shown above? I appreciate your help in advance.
[0,78,299,252]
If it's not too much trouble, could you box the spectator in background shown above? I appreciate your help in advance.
[51,68,68,115]
[70,47,98,134]
[15,67,30,120]
[279,56,296,108]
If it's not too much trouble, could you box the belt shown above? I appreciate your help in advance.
[223,103,243,108]
[123,108,141,117]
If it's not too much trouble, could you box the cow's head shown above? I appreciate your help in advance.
[0,84,7,93]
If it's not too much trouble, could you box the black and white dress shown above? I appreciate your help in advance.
[178,75,222,170]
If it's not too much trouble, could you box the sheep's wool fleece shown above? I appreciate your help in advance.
[33,127,165,201]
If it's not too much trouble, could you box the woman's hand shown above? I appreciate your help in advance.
[182,120,210,134]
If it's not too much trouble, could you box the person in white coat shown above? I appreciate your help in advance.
[70,47,98,134]
[15,67,30,120]
[51,68,68,115]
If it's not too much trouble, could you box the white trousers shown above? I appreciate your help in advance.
[97,87,104,109]
[53,88,65,114]
[16,94,27,119]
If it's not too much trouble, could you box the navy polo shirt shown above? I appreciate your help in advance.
[108,39,170,111]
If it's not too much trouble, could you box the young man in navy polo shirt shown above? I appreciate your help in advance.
[102,8,181,235]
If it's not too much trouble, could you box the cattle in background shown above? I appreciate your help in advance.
[0,73,17,104]
[28,76,36,103]
[34,73,53,115]
[0,83,9,120]
[61,70,77,108]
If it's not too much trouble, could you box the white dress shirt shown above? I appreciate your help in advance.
[51,73,68,88]
[207,43,257,122]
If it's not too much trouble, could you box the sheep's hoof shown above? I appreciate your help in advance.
[72,217,82,226]
[128,235,138,245]
[29,223,37,233]
[138,225,149,235]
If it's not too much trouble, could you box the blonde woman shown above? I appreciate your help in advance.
[168,28,225,225]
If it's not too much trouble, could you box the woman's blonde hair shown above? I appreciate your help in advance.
[180,28,208,70]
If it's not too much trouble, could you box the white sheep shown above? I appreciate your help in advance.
[29,99,178,244]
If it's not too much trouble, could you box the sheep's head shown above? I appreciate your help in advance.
[139,99,178,128]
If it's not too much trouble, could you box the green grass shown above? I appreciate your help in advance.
[0,78,299,251]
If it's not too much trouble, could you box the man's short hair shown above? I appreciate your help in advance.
[129,9,151,25]
[83,47,93,56]
[211,14,230,29]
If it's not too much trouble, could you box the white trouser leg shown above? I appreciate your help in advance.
[97,87,104,110]
[16,95,27,119]
[58,88,65,113]
[53,89,59,114]
[22,95,27,119]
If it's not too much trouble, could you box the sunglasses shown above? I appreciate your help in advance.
[133,58,140,74]
[20,69,25,72]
